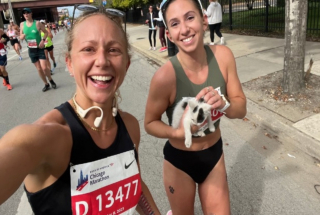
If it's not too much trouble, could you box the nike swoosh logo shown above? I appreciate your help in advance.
[125,160,135,169]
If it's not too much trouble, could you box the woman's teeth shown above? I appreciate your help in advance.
[183,36,193,42]
[91,76,112,81]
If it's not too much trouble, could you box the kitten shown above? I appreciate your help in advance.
[172,97,217,148]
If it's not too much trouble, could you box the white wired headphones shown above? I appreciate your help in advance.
[72,94,104,128]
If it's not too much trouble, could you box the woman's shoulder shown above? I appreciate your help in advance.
[153,60,176,83]
[27,109,70,141]
[209,44,234,60]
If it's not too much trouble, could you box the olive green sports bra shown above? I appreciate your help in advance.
[165,45,226,133]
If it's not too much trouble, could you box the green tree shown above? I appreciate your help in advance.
[112,0,149,10]
[91,0,112,8]
[60,15,66,21]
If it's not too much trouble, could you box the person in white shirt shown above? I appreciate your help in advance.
[204,0,225,45]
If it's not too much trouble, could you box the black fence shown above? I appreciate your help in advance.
[218,0,320,35]
[125,0,320,36]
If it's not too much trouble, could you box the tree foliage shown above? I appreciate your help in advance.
[112,0,149,9]
[91,0,112,8]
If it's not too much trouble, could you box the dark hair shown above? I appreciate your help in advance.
[162,0,203,27]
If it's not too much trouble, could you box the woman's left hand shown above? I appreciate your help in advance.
[195,86,226,110]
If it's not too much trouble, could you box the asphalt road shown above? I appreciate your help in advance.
[1,25,320,215]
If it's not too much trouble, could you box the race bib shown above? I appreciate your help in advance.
[70,150,142,215]
[27,39,37,48]
[0,48,7,56]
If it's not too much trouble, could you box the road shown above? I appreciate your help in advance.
[0,25,320,215]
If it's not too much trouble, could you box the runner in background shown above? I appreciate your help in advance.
[9,20,22,50]
[0,28,12,90]
[7,24,22,60]
[55,21,59,32]
[20,8,57,92]
[40,20,57,75]
[52,22,57,35]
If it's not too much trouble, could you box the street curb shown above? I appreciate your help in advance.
[245,98,320,161]
[132,45,168,66]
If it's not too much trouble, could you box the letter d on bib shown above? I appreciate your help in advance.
[76,201,88,215]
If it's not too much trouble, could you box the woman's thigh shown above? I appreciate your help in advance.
[163,160,196,215]
[14,43,19,51]
[49,50,54,59]
[198,153,230,215]
[44,49,49,60]
[0,65,5,73]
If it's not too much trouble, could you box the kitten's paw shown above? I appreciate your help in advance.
[185,139,192,148]
[199,131,205,137]
[209,126,216,132]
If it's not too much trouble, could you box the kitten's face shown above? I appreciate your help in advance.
[188,99,211,125]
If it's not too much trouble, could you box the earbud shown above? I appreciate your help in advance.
[112,107,117,117]
[72,94,103,128]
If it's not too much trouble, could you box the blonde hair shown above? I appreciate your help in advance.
[65,10,131,59]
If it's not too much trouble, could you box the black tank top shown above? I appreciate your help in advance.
[24,102,139,215]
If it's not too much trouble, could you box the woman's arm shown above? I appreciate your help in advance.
[136,181,160,215]
[121,112,161,215]
[20,22,25,40]
[0,122,67,204]
[144,63,185,140]
[47,28,53,39]
[206,4,213,17]
[196,46,247,119]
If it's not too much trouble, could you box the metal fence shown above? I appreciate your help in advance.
[126,0,320,36]
[209,0,320,35]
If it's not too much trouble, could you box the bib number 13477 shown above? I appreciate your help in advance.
[72,176,141,215]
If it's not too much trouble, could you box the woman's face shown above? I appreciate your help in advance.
[149,6,153,12]
[66,14,130,105]
[166,0,207,53]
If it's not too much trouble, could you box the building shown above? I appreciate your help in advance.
[58,8,69,19]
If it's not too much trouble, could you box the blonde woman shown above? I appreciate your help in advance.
[0,7,161,215]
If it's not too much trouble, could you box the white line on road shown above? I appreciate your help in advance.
[16,192,33,215]
[7,48,28,61]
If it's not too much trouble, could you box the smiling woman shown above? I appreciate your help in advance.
[0,7,161,215]
[144,0,247,214]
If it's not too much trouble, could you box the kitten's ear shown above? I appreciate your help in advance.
[188,99,198,109]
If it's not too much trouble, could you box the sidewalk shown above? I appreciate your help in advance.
[126,24,320,161]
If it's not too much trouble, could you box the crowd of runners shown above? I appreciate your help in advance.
[0,8,60,92]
